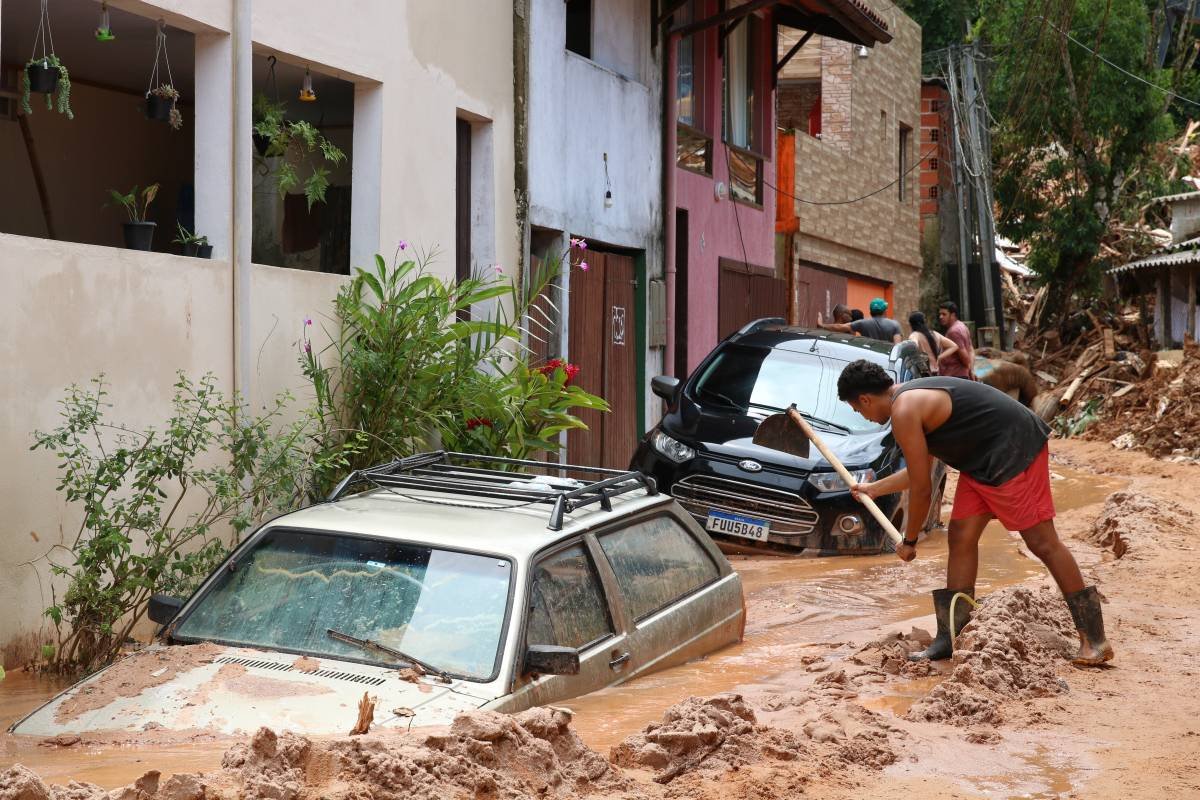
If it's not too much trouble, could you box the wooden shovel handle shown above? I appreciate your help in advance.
[786,407,904,547]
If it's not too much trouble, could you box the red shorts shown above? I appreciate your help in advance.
[950,444,1055,531]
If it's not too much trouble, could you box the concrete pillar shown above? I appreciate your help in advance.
[193,33,233,259]
[232,0,253,401]
[350,83,383,272]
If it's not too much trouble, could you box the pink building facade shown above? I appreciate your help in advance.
[661,0,892,379]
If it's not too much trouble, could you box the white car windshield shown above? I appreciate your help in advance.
[174,529,512,681]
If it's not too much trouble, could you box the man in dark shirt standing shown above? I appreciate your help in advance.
[937,301,975,379]
[835,360,1114,667]
[819,298,902,343]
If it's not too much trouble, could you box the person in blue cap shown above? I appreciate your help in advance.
[819,297,902,343]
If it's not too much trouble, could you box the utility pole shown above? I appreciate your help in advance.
[946,51,972,323]
[963,44,998,336]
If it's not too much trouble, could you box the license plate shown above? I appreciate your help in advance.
[705,510,770,541]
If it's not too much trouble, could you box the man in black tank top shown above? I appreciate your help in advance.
[833,359,1114,667]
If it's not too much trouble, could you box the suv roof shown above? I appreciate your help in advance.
[728,319,914,362]
[264,452,670,561]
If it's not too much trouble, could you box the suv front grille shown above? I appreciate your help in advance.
[672,475,820,536]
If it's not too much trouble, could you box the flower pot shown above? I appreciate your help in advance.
[27,63,60,94]
[122,221,156,251]
[145,95,172,121]
[183,242,213,258]
[253,132,271,157]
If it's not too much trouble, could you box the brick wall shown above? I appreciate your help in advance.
[787,11,923,321]
[778,81,820,133]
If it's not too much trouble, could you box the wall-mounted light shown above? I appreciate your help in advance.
[299,66,317,102]
[714,181,727,201]
[857,45,869,58]
[95,2,115,41]
[603,152,614,209]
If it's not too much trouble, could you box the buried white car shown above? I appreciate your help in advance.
[12,452,745,738]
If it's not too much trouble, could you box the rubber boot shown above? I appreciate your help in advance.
[909,587,974,662]
[1064,585,1114,666]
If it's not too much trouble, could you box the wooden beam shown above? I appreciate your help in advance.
[776,29,815,74]
[657,0,691,28]
[18,114,56,240]
[668,0,774,39]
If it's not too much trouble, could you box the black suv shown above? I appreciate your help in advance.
[631,319,946,556]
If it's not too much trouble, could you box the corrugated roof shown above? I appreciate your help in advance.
[1152,190,1200,204]
[1109,237,1200,274]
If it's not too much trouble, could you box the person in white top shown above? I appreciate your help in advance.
[907,311,959,375]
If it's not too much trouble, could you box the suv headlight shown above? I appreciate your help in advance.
[651,430,696,463]
[807,468,875,493]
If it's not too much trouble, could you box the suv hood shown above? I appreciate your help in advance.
[664,405,892,471]
[10,643,495,738]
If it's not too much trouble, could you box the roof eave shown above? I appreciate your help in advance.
[777,0,893,46]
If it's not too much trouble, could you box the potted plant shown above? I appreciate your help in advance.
[252,92,286,156]
[174,224,212,258]
[147,84,182,130]
[107,184,160,251]
[252,91,346,209]
[21,55,73,119]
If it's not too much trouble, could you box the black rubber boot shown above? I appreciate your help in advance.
[1064,585,1114,665]
[909,587,974,661]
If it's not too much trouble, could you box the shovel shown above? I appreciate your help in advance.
[753,405,904,548]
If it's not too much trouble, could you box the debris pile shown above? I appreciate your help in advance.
[1085,490,1194,559]
[907,586,1075,727]
[0,707,626,800]
[1087,340,1200,460]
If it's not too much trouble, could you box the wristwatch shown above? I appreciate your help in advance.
[902,536,919,547]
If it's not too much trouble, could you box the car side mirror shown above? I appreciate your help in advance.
[148,593,184,625]
[523,644,580,676]
[651,375,681,401]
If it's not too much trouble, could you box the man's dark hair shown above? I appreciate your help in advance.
[850,308,865,321]
[939,301,959,317]
[837,359,895,401]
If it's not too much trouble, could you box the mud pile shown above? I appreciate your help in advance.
[907,586,1075,727]
[847,628,936,678]
[1086,490,1193,559]
[1,707,625,800]
[1088,341,1200,460]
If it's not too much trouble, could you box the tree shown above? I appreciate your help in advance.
[898,0,976,53]
[982,0,1184,298]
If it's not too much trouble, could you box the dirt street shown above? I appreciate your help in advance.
[3,438,1199,799]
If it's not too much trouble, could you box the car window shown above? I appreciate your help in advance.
[526,543,614,650]
[690,344,886,433]
[598,516,720,621]
[174,529,511,681]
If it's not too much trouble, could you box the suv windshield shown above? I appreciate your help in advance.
[175,529,512,681]
[691,344,886,434]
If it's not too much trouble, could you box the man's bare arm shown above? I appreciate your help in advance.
[890,398,933,542]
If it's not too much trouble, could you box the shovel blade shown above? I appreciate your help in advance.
[751,412,810,459]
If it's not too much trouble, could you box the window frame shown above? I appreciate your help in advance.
[675,0,708,132]
[522,536,620,654]
[565,0,593,59]
[721,11,768,159]
[898,123,912,202]
[169,526,518,684]
[593,511,723,624]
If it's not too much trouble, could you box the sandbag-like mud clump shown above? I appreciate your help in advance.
[1087,490,1192,559]
[848,628,936,677]
[2,707,625,800]
[907,586,1075,727]
[609,694,803,783]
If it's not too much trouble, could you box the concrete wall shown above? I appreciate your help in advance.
[0,0,518,661]
[790,11,922,323]
[527,0,664,424]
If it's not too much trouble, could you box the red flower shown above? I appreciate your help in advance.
[466,417,494,430]
[537,359,580,386]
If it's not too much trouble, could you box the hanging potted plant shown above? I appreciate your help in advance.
[173,224,212,258]
[21,0,73,119]
[252,56,283,156]
[107,184,160,251]
[144,20,183,130]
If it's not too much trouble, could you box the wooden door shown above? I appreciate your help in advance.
[718,262,787,339]
[567,251,639,470]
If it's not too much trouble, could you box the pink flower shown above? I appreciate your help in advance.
[493,264,504,276]
[570,237,588,250]
[304,317,313,327]
[579,260,589,271]
[398,240,408,250]
[303,340,312,355]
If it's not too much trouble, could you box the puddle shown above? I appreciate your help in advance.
[566,466,1123,751]
[0,467,1122,784]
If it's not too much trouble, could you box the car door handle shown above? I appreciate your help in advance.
[608,651,631,669]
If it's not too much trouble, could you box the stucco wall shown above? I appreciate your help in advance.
[791,11,923,322]
[0,0,518,661]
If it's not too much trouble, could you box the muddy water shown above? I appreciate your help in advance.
[0,467,1121,786]
[563,467,1123,752]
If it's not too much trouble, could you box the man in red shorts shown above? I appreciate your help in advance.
[833,359,1114,666]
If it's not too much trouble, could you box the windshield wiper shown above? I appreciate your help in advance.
[699,388,744,409]
[327,628,452,683]
[795,409,852,434]
[748,401,787,413]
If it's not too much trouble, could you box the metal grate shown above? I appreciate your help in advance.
[214,656,387,686]
[672,475,820,536]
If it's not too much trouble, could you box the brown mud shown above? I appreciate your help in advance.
[3,442,1199,798]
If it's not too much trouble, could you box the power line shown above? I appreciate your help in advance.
[763,145,939,206]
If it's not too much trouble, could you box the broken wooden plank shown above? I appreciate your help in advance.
[1103,328,1116,359]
